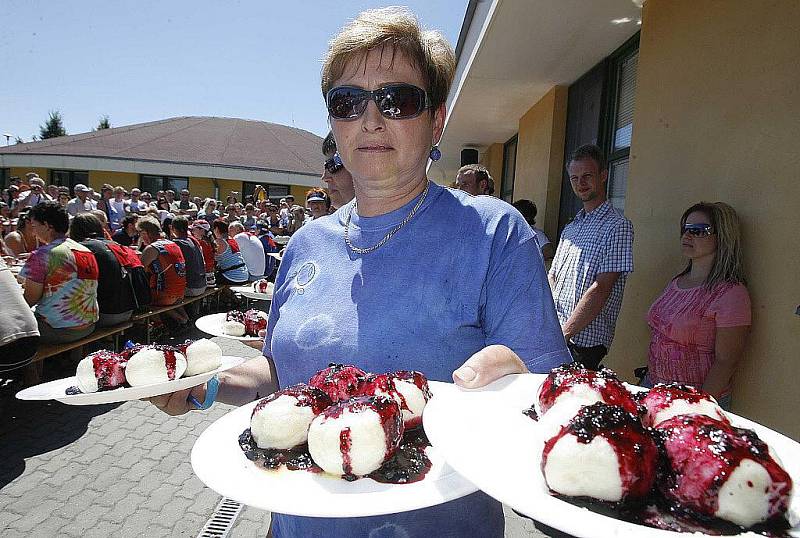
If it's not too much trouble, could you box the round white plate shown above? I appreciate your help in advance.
[423,373,800,538]
[230,284,273,301]
[191,381,478,517]
[195,312,265,341]
[16,355,246,406]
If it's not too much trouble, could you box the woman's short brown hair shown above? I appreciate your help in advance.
[321,7,456,112]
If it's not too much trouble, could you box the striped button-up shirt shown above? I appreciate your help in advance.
[549,201,634,348]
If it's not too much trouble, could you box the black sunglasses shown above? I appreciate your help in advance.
[682,223,713,237]
[324,153,344,174]
[326,83,432,120]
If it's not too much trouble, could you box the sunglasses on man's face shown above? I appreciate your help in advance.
[682,223,714,237]
[326,83,432,121]
[324,153,344,174]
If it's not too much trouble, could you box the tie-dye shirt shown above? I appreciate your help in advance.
[20,237,99,328]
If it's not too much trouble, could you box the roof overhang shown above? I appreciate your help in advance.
[429,0,642,184]
[0,154,322,187]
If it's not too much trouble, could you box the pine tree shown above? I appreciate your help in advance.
[96,115,111,130]
[14,136,24,144]
[39,110,67,139]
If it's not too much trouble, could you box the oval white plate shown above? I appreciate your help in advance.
[191,381,477,517]
[423,373,800,538]
[195,312,265,341]
[230,284,273,301]
[16,355,246,406]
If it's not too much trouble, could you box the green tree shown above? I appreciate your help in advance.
[96,115,111,130]
[39,110,67,139]
[14,136,24,144]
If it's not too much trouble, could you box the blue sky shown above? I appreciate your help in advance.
[2,0,466,143]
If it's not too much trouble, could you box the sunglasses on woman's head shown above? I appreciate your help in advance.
[326,83,432,120]
[682,223,713,237]
[324,153,344,174]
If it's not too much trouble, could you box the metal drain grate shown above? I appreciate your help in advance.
[197,497,244,538]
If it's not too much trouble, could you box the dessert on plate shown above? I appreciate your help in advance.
[223,309,268,337]
[308,395,404,480]
[75,350,129,393]
[125,344,187,386]
[655,413,793,528]
[357,370,431,429]
[640,383,728,427]
[250,384,332,450]
[309,363,367,402]
[542,402,658,503]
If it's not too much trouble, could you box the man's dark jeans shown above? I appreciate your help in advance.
[567,343,608,371]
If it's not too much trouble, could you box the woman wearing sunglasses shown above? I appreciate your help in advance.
[150,8,568,537]
[645,202,751,409]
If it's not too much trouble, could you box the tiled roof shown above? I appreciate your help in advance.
[0,117,323,175]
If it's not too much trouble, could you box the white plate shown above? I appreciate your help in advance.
[230,284,273,301]
[191,381,478,517]
[423,374,800,538]
[195,312,264,341]
[16,355,246,406]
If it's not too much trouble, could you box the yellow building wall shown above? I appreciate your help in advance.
[88,171,139,191]
[613,0,800,439]
[481,143,504,194]
[291,185,310,202]
[9,167,50,182]
[513,86,567,243]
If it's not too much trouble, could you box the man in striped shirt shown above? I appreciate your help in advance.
[548,144,634,369]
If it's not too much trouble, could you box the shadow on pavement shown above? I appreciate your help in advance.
[0,386,122,489]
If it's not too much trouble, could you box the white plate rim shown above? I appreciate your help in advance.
[195,312,265,341]
[190,380,478,517]
[15,355,247,405]
[423,373,800,538]
[230,285,273,301]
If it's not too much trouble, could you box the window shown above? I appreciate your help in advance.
[0,168,7,189]
[242,182,290,203]
[559,32,639,233]
[501,135,517,202]
[140,175,188,195]
[605,47,638,212]
[51,170,89,194]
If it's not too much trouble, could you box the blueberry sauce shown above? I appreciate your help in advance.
[65,386,82,395]
[309,363,368,402]
[522,405,539,421]
[251,384,332,418]
[340,427,354,479]
[543,403,658,501]
[538,363,639,415]
[238,429,321,472]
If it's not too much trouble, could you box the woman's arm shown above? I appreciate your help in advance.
[150,355,278,416]
[702,325,749,397]
[23,278,44,306]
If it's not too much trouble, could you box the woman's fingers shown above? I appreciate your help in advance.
[452,344,528,389]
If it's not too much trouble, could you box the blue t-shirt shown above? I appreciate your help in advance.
[264,182,570,538]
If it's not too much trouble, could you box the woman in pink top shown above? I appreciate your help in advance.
[646,202,750,409]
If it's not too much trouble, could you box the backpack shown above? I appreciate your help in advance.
[106,241,152,310]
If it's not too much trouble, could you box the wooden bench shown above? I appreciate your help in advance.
[31,322,134,362]
[131,286,228,342]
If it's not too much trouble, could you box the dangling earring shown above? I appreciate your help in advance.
[429,145,441,162]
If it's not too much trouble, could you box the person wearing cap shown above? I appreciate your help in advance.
[17,177,52,209]
[128,188,146,214]
[66,184,97,216]
[321,131,355,211]
[171,189,198,217]
[305,188,330,220]
[255,220,279,278]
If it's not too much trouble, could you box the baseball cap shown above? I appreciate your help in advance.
[306,192,328,203]
[74,184,90,193]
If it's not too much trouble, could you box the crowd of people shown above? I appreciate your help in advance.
[0,7,752,537]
